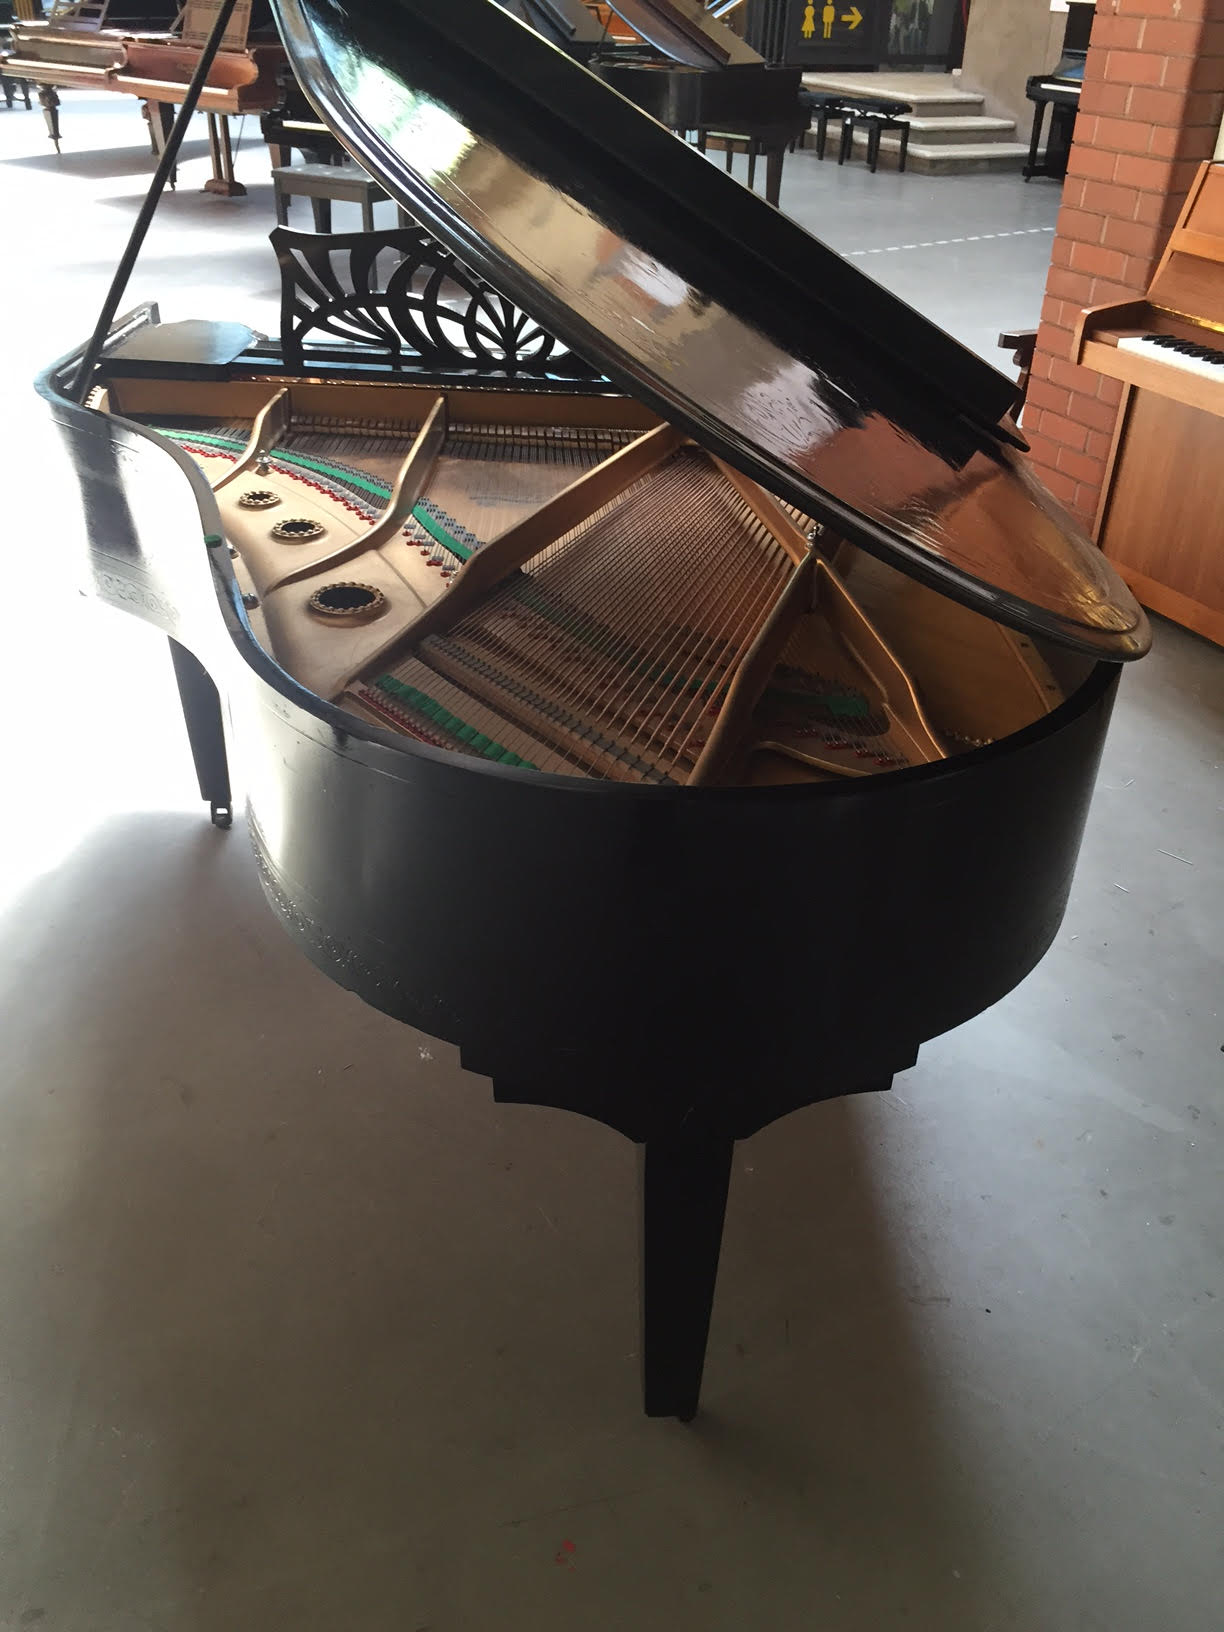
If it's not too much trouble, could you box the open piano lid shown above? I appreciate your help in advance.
[271,0,1148,660]
[594,0,764,66]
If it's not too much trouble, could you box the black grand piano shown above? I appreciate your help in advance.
[589,0,805,203]
[1024,0,1095,181]
[40,0,1147,1419]
[262,0,805,205]
[262,0,602,168]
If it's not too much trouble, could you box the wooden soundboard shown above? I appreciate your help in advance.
[98,372,1068,785]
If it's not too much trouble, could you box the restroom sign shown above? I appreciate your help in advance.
[801,1,863,39]
[779,0,881,65]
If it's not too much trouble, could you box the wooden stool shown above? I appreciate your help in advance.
[0,72,32,109]
[271,161,409,232]
[1,21,33,115]
[694,125,798,209]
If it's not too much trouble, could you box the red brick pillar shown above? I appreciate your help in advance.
[1024,1,1224,530]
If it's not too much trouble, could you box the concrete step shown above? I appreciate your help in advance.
[854,134,1034,175]
[899,114,1017,146]
[800,70,985,122]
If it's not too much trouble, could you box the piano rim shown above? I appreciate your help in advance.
[40,344,1118,807]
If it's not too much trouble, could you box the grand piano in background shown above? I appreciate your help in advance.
[0,0,285,191]
[586,0,805,203]
[260,0,599,171]
[40,0,1148,1419]
[261,0,805,204]
[1024,0,1095,182]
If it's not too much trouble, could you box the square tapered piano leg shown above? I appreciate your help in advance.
[638,1137,735,1420]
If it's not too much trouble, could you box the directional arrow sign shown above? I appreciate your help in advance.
[841,5,863,27]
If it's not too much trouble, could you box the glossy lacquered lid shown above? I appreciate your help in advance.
[271,0,1149,659]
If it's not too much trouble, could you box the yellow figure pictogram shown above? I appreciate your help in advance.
[822,0,835,38]
[801,1,815,38]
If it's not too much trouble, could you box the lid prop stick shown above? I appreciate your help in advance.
[71,0,242,405]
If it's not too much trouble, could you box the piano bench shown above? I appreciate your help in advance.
[836,100,911,174]
[271,162,411,233]
[1,70,33,112]
[694,129,794,209]
[795,91,849,161]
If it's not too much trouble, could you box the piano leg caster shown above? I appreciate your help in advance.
[167,638,234,828]
[639,1136,734,1420]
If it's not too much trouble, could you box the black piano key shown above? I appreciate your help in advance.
[1147,332,1224,365]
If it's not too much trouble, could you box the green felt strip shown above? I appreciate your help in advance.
[375,675,537,771]
[162,429,470,563]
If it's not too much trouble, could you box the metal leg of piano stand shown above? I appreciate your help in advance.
[38,85,61,152]
[168,639,233,829]
[205,113,247,197]
[639,1137,734,1420]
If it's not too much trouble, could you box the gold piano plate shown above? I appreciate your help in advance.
[100,370,1077,787]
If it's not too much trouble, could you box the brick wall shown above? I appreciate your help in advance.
[1024,0,1224,529]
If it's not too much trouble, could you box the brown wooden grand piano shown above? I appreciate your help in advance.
[38,0,1149,1418]
[1,0,285,192]
[1074,159,1224,647]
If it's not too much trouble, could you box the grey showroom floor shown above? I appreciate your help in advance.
[1,93,1221,1632]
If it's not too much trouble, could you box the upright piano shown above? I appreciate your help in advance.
[1024,0,1094,182]
[39,0,1148,1418]
[1074,158,1224,647]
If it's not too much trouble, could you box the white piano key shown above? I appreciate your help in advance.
[1116,334,1224,384]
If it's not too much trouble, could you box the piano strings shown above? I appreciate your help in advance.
[97,375,1070,785]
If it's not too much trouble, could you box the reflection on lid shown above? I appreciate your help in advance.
[274,0,1149,658]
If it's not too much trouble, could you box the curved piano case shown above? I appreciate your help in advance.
[41,351,1118,1144]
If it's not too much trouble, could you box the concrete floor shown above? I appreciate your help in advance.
[1,94,1222,1632]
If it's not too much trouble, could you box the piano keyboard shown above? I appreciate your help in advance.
[1116,332,1224,383]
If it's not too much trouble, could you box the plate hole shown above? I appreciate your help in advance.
[308,582,386,622]
[272,517,325,542]
[238,488,280,510]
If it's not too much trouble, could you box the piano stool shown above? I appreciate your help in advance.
[0,69,30,109]
[694,126,793,208]
[0,16,31,114]
[792,90,848,160]
[998,327,1038,410]
[272,161,413,232]
[834,98,911,174]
